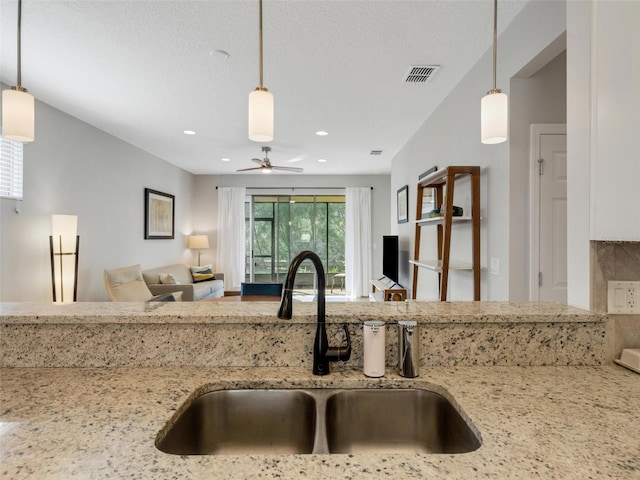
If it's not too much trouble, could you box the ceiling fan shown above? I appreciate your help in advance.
[237,146,304,174]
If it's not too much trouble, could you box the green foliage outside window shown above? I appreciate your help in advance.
[245,195,345,282]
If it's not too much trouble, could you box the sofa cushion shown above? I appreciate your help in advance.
[159,273,179,284]
[142,264,193,285]
[190,264,215,283]
[193,283,213,301]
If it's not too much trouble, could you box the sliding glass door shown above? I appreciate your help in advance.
[245,195,345,284]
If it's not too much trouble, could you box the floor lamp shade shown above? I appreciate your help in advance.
[481,91,508,144]
[2,88,35,142]
[248,88,274,142]
[50,215,79,303]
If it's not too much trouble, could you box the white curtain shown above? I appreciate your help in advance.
[216,187,246,289]
[345,187,372,298]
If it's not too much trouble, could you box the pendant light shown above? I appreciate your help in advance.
[2,0,35,143]
[248,0,274,142]
[481,0,507,145]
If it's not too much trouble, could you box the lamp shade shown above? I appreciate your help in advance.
[51,215,78,253]
[481,91,508,144]
[2,88,35,142]
[248,88,274,142]
[51,214,78,304]
[188,235,210,249]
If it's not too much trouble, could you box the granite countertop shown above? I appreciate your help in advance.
[1,365,638,479]
[0,301,605,324]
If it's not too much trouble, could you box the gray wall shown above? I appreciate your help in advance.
[508,50,567,300]
[0,95,195,301]
[192,174,391,280]
[390,0,566,300]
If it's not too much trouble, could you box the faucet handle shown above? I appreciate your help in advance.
[341,324,351,351]
[326,324,352,362]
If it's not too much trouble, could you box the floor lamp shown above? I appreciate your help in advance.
[50,215,79,303]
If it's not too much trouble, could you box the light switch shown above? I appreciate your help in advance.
[490,257,499,275]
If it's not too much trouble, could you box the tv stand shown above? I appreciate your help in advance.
[369,277,407,302]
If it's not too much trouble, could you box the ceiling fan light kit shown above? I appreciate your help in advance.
[481,0,508,145]
[2,0,35,143]
[237,146,303,173]
[248,0,274,142]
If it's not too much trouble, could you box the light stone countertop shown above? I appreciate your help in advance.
[0,365,638,479]
[0,301,604,324]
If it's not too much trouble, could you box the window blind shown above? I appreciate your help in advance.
[0,136,23,200]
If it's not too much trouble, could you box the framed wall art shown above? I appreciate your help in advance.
[397,185,409,224]
[144,188,175,239]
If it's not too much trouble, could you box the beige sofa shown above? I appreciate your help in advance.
[142,264,224,301]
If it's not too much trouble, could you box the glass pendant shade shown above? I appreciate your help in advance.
[481,91,508,144]
[248,88,274,142]
[2,88,35,142]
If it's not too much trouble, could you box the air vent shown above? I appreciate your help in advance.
[370,150,383,156]
[404,65,440,84]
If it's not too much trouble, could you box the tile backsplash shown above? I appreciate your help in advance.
[591,241,640,361]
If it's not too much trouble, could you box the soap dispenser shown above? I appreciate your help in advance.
[363,320,386,377]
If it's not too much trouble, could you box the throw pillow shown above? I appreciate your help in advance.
[159,273,180,285]
[190,264,215,283]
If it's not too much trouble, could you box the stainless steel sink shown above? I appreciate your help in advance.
[156,389,316,455]
[325,389,481,454]
[156,388,480,455]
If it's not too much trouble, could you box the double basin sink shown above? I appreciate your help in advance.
[156,388,481,455]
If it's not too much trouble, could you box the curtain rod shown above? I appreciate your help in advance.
[215,186,373,190]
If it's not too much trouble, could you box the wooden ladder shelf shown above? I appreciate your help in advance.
[410,166,481,301]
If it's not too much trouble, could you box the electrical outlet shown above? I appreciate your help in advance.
[608,281,640,314]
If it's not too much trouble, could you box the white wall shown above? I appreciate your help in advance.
[0,94,195,301]
[391,0,566,301]
[192,174,391,279]
[509,50,567,301]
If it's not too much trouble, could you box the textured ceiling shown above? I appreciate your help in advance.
[0,0,528,175]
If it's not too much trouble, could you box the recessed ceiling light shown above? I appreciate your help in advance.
[221,158,231,162]
[183,130,196,135]
[316,131,329,136]
[318,158,327,163]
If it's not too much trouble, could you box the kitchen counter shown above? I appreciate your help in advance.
[0,302,606,368]
[0,300,604,324]
[0,365,638,479]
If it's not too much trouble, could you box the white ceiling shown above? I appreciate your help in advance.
[0,0,528,175]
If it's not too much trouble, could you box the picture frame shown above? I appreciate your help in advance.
[144,188,175,239]
[397,185,409,224]
[421,187,436,218]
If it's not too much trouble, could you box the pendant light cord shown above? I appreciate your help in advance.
[17,0,23,88]
[258,0,264,88]
[492,0,498,92]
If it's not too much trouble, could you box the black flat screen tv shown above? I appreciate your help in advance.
[382,235,399,284]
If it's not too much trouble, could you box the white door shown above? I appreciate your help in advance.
[530,125,567,303]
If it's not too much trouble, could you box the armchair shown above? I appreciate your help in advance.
[104,264,181,302]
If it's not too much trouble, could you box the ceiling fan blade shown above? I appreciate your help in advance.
[251,158,264,165]
[236,166,264,172]
[271,166,304,173]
